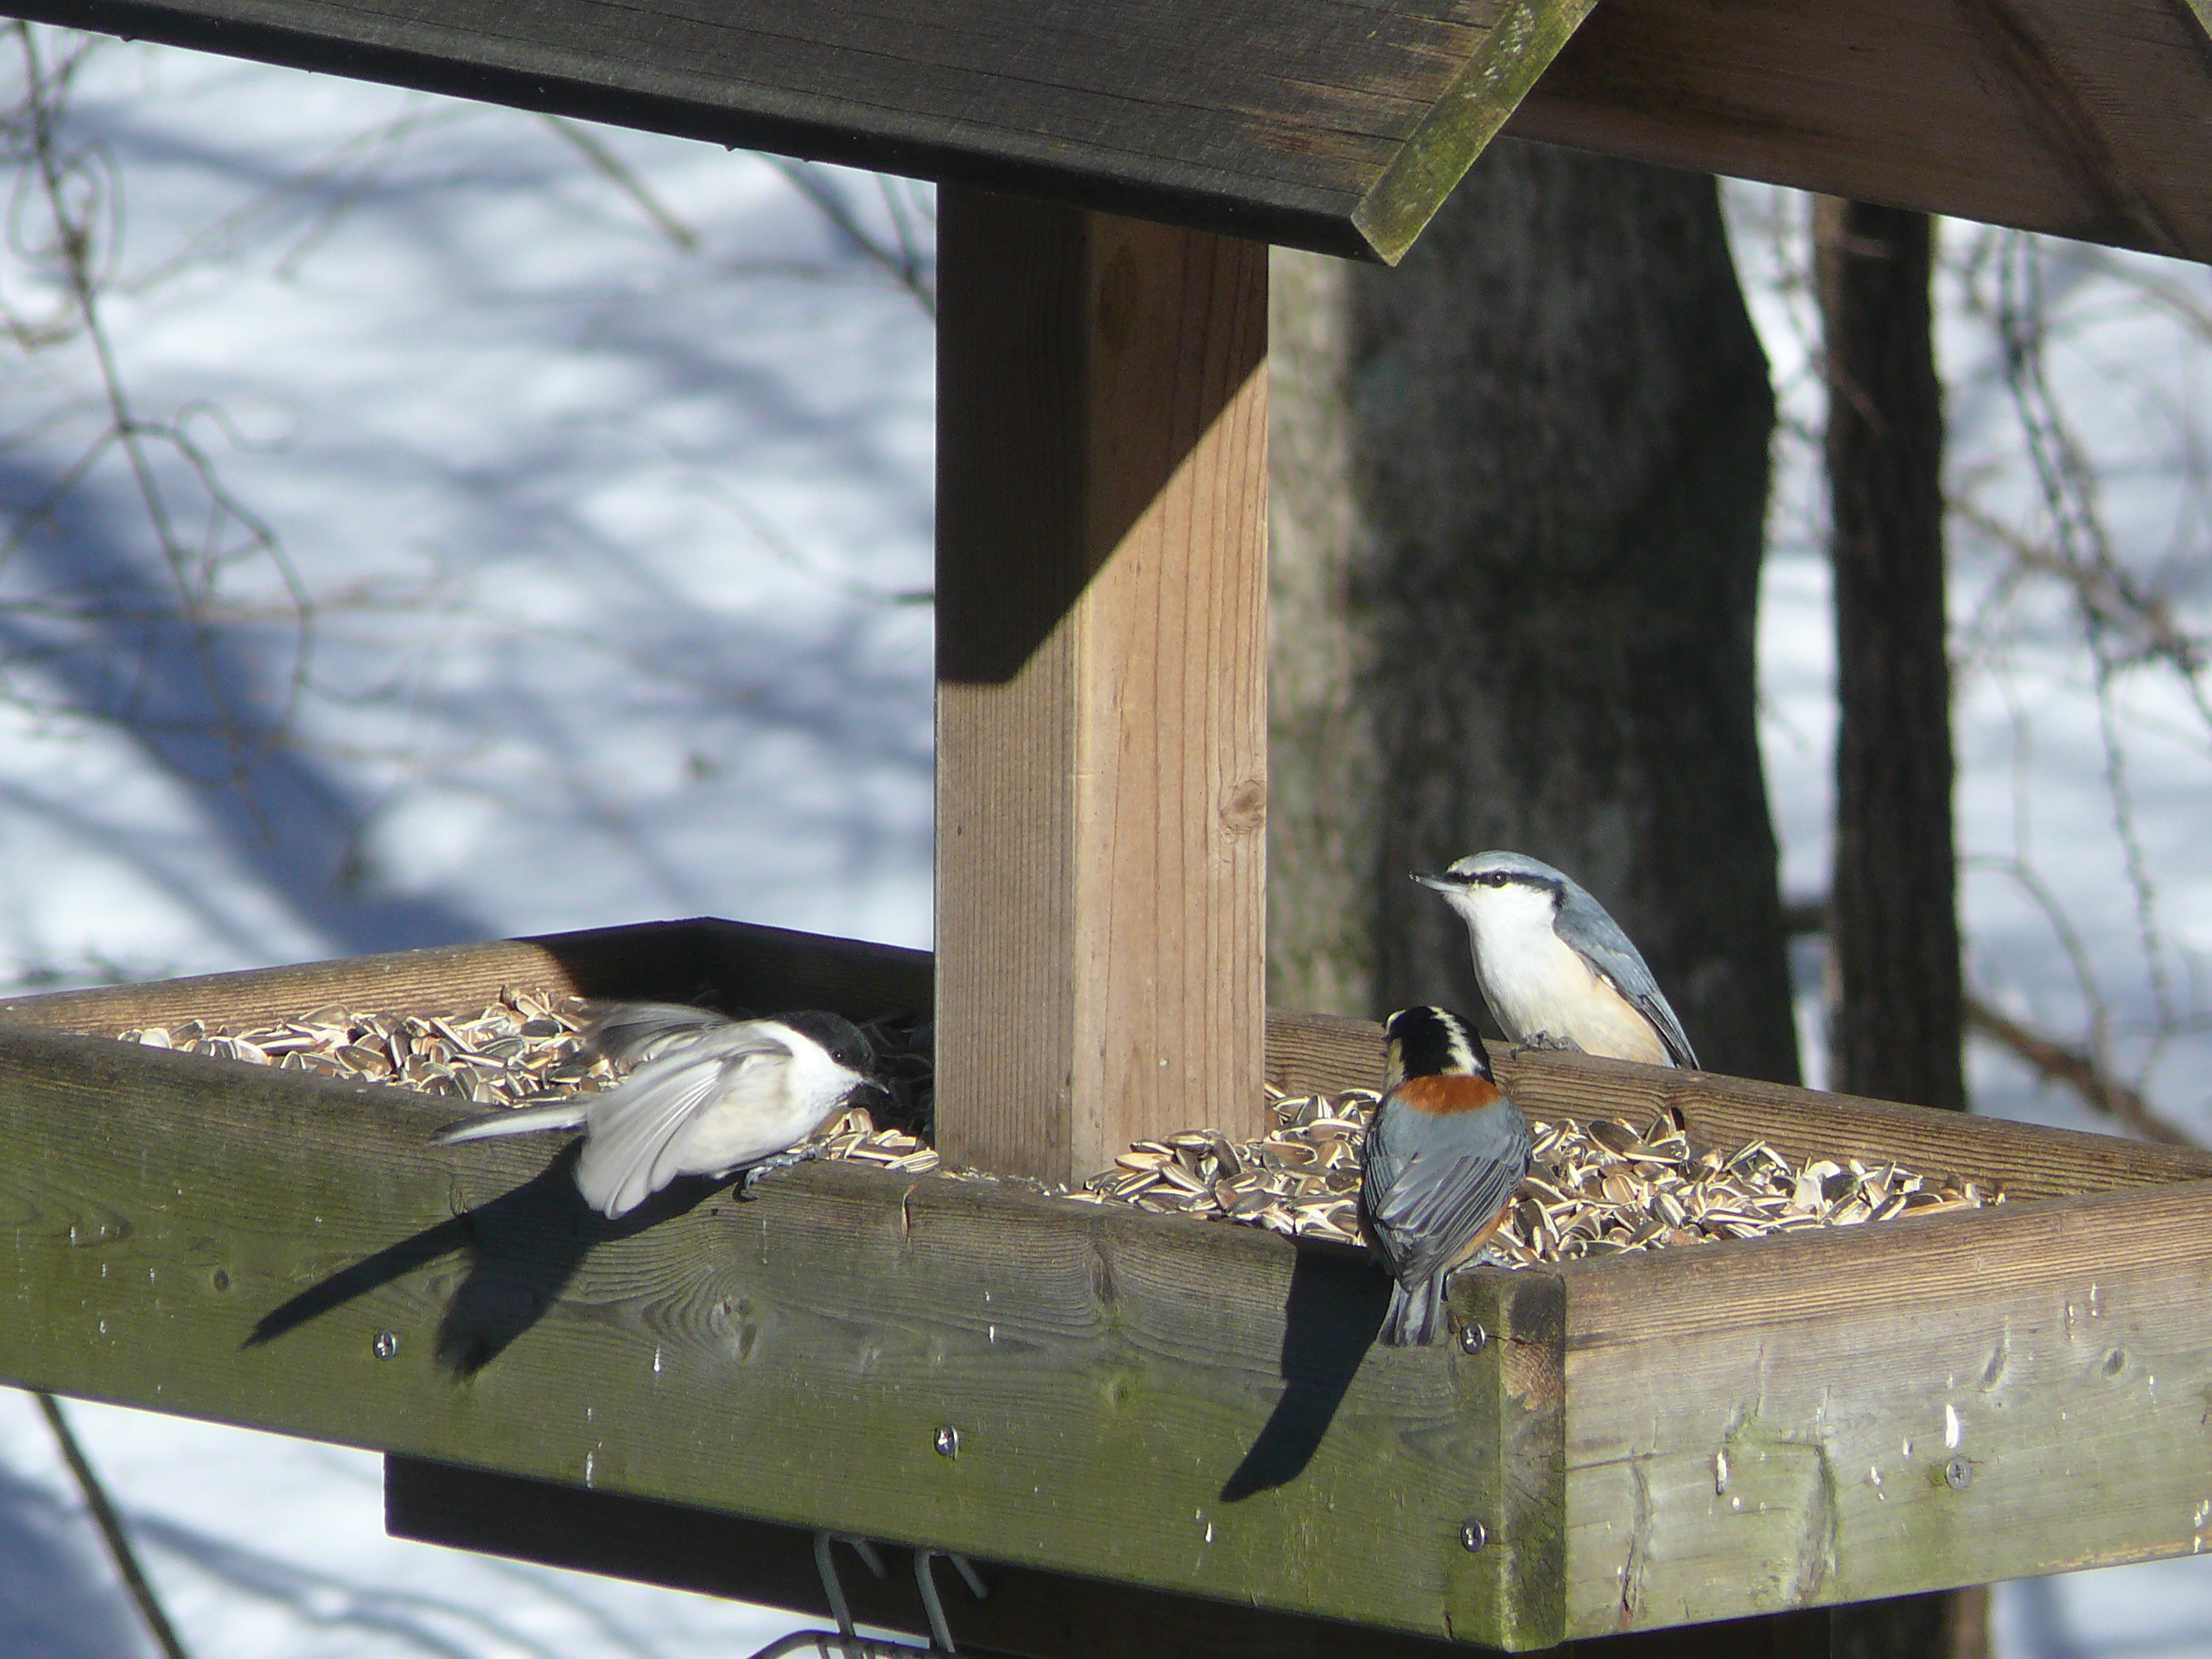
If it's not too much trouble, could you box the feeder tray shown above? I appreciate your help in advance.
[3,921,2209,1654]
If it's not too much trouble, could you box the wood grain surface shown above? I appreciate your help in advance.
[1560,1176,2212,1634]
[0,1017,1557,1647]
[11,0,1595,262]
[0,917,931,1036]
[18,0,2212,262]
[1507,0,2212,263]
[935,193,1269,1185]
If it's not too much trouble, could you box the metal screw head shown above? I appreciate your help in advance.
[1459,1322,1490,1355]
[1944,1457,1972,1491]
[372,1331,398,1361]
[934,1425,960,1459]
[1460,1520,1489,1552]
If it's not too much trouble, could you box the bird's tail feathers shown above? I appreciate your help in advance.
[1381,1276,1442,1347]
[435,1100,589,1144]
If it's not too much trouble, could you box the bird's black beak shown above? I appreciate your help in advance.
[849,1077,896,1114]
[1410,868,1465,892]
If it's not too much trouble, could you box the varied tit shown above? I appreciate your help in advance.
[1362,1005,1532,1348]
[435,1003,880,1218]
[1412,850,1698,1070]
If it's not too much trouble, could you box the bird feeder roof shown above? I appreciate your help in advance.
[17,0,2212,260]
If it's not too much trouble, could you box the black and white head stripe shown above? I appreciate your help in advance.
[1384,1005,1491,1083]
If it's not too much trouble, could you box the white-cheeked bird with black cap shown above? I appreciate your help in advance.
[435,1002,882,1217]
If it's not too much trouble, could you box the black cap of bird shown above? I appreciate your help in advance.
[435,1002,882,1217]
[1362,1005,1533,1347]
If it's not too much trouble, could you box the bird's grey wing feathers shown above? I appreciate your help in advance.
[1552,880,1700,1068]
[585,1001,732,1066]
[1362,1103,1532,1289]
[575,1027,791,1217]
[435,1099,589,1144]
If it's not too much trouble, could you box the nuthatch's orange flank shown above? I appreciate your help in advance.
[1362,1005,1533,1347]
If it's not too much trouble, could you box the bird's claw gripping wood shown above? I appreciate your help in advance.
[741,1142,827,1195]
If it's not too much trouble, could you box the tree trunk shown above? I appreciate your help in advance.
[1817,200,1978,1659]
[1268,137,1799,1085]
[1817,199,1964,1113]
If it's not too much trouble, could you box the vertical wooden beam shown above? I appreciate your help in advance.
[935,188,1268,1185]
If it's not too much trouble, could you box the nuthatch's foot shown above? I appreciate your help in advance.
[739,1142,824,1195]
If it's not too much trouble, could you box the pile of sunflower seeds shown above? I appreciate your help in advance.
[111,1005,1996,1246]
[118,988,613,1104]
[1072,1086,2001,1262]
[115,989,941,1173]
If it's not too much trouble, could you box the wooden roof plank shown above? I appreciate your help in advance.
[14,0,1586,259]
[16,0,2212,260]
[1508,0,2212,262]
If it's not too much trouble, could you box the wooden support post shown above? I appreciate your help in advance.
[935,188,1269,1185]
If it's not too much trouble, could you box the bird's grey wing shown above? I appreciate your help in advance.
[1362,1103,1533,1287]
[585,1001,732,1065]
[576,1030,789,1217]
[1553,880,1700,1068]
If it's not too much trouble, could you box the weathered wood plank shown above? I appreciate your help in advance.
[9,0,1596,262]
[935,192,1269,1185]
[17,0,2212,262]
[0,917,931,1036]
[0,1018,1557,1648]
[1262,1009,2212,1199]
[1507,0,2212,263]
[1559,1177,2212,1636]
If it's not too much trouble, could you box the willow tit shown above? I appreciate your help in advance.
[435,1003,880,1218]
[1362,1006,1531,1347]
[1413,850,1698,1069]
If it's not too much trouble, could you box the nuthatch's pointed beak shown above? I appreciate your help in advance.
[1410,868,1464,892]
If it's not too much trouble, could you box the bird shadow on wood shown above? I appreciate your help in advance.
[1218,1245,1390,1501]
[245,1145,721,1376]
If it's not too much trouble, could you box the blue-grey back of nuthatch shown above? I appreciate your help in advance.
[436,1003,880,1217]
[1413,850,1698,1069]
[1362,1005,1531,1347]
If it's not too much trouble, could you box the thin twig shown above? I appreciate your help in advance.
[1961,996,2200,1147]
[35,1391,195,1659]
[1781,889,2200,1146]
[541,114,699,251]
[760,154,935,316]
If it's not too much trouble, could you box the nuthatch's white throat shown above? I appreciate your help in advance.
[436,1003,880,1217]
[1413,850,1698,1070]
[1362,1005,1531,1347]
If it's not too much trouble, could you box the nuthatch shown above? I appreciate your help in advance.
[1413,850,1698,1069]
[435,1003,880,1217]
[1362,1005,1532,1347]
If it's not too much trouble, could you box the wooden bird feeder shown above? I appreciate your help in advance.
[6,924,2212,1656]
[3,0,2212,1649]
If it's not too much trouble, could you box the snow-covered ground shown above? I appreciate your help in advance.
[0,27,2209,1658]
